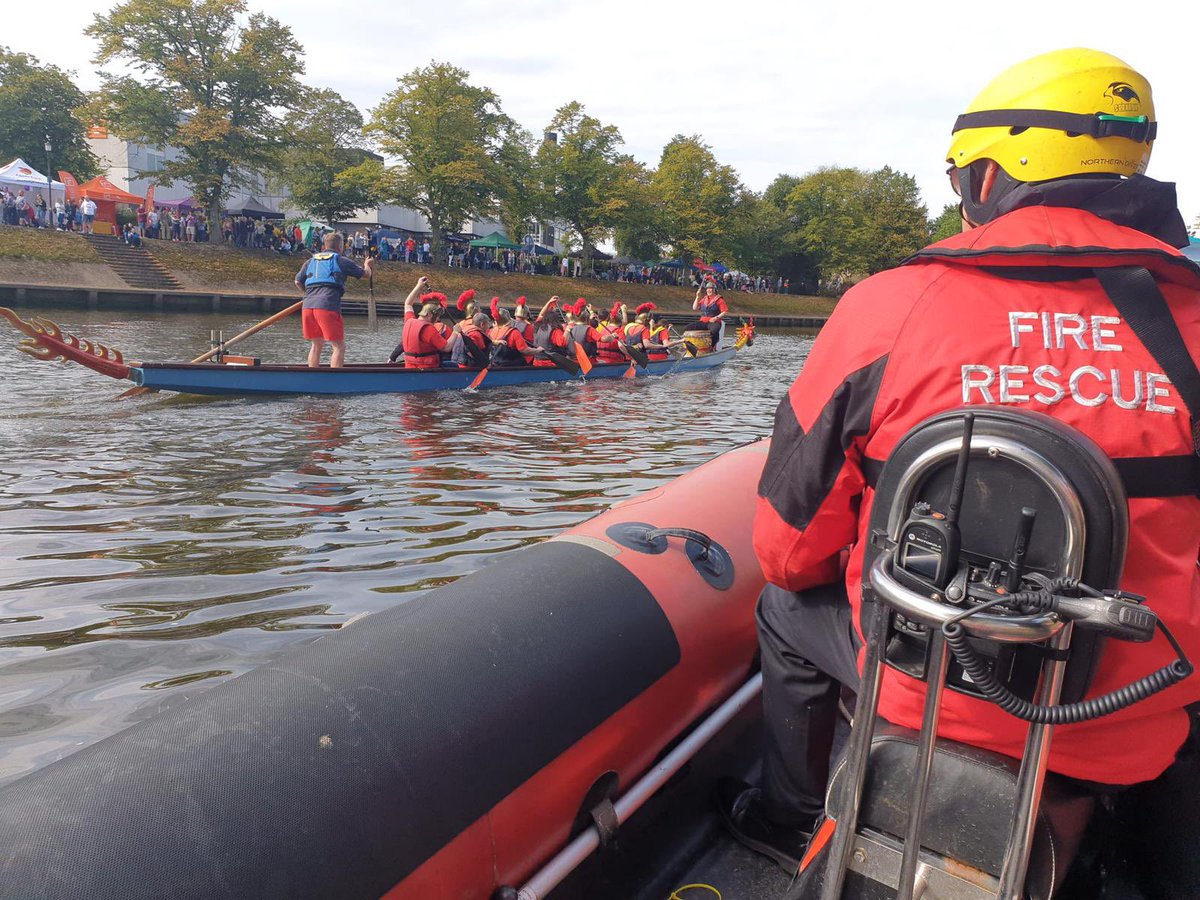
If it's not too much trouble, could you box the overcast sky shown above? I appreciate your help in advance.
[12,0,1198,232]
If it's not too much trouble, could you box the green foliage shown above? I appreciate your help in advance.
[367,61,518,258]
[930,203,962,243]
[651,135,741,262]
[493,128,540,247]
[535,102,650,260]
[785,165,929,290]
[725,190,789,274]
[280,89,377,224]
[0,48,100,181]
[85,0,304,224]
[763,174,801,211]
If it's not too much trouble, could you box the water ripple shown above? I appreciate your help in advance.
[0,306,813,783]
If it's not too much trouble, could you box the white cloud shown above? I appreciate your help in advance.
[15,0,1199,229]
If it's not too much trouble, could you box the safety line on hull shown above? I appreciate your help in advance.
[515,673,764,900]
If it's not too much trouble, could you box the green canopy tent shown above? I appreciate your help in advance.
[469,231,523,250]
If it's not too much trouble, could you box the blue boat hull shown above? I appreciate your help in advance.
[130,348,737,396]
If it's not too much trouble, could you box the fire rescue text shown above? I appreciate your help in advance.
[961,311,1175,414]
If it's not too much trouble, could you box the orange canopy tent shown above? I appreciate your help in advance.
[79,176,145,235]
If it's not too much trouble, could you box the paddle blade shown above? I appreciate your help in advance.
[573,342,593,375]
[467,367,489,390]
[544,350,580,377]
[623,362,637,379]
[627,345,649,368]
[113,385,152,400]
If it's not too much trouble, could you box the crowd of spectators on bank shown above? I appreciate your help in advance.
[4,188,795,294]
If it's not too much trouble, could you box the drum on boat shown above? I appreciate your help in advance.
[682,329,714,354]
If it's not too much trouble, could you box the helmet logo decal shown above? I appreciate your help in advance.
[1104,81,1141,113]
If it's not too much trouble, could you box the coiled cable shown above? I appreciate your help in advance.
[941,577,1193,725]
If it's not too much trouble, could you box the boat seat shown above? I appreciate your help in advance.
[823,724,1093,899]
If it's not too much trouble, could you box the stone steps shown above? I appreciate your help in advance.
[83,234,182,290]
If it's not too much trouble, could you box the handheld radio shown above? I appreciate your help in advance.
[892,413,973,593]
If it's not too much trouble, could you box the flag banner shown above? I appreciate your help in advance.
[58,171,80,203]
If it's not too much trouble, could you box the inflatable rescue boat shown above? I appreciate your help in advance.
[0,441,775,899]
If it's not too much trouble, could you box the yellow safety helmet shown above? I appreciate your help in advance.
[947,48,1155,183]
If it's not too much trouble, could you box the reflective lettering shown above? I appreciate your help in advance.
[1146,373,1176,414]
[1110,369,1143,410]
[999,365,1030,403]
[1032,365,1065,405]
[1054,313,1089,349]
[1069,366,1107,406]
[1092,315,1122,352]
[1009,312,1038,348]
[962,365,995,403]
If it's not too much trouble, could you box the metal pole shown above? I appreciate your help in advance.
[822,602,890,900]
[996,623,1073,899]
[896,634,950,900]
[516,673,763,900]
[44,138,52,229]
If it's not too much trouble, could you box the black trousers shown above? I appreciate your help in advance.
[757,582,859,827]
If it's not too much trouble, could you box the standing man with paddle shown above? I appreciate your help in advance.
[295,233,373,369]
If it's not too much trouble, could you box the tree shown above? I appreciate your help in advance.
[85,0,304,228]
[493,128,541,247]
[651,135,741,262]
[723,191,782,273]
[280,89,377,225]
[535,102,646,263]
[930,203,963,243]
[785,165,930,291]
[367,62,517,261]
[0,48,99,182]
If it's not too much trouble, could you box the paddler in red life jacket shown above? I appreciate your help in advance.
[690,280,729,350]
[531,300,569,367]
[512,297,535,343]
[565,298,600,360]
[595,302,628,365]
[487,297,538,367]
[392,276,450,368]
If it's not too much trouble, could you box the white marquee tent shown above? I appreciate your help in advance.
[0,158,65,199]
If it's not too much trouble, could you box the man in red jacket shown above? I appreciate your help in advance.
[725,48,1200,877]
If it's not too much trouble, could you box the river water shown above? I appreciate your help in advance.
[0,306,814,785]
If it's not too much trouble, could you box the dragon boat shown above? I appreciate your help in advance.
[0,307,753,397]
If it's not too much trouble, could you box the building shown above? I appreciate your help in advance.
[87,130,286,212]
[86,131,569,254]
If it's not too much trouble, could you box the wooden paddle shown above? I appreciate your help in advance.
[115,300,303,399]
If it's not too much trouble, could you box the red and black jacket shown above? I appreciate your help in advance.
[402,311,448,369]
[754,203,1200,786]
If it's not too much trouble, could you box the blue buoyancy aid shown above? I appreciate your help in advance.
[303,252,343,286]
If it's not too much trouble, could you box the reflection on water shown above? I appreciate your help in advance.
[0,306,815,783]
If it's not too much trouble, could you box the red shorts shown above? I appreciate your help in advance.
[302,308,344,341]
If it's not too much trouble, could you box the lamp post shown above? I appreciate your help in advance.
[43,137,53,230]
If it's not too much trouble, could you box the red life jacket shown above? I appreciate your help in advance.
[753,205,1200,786]
[402,316,445,369]
[595,322,625,364]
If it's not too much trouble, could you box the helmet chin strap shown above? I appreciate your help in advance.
[958,164,1022,227]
